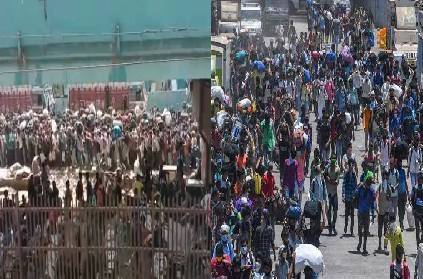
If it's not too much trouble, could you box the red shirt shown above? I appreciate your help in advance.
[262,171,275,198]
[211,256,231,278]
[390,260,410,279]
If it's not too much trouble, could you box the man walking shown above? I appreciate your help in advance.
[324,158,340,235]
[408,141,422,189]
[355,172,376,255]
[376,170,390,253]
[342,159,358,236]
[387,159,400,222]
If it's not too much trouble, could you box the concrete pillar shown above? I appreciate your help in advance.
[190,79,211,187]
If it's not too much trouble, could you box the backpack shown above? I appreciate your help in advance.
[287,205,302,220]
[303,200,320,219]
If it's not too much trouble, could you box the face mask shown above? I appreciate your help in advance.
[255,262,261,271]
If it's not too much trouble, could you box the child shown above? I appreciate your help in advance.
[389,244,410,279]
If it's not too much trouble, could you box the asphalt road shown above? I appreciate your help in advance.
[269,14,419,279]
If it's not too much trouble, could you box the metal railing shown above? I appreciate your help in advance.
[0,200,210,279]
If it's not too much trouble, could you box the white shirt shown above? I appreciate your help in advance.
[409,147,422,173]
[342,153,356,169]
[352,72,362,89]
[362,80,372,98]
[380,141,390,167]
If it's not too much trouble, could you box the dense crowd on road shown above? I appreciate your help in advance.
[211,2,422,278]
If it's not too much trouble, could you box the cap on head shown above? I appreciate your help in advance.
[220,224,230,234]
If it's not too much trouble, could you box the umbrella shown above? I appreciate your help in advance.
[390,84,403,98]
[253,60,265,72]
[295,244,324,274]
[211,86,225,102]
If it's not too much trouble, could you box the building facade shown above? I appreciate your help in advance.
[0,0,210,85]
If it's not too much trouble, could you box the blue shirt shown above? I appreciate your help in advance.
[373,73,383,87]
[343,171,357,201]
[355,186,375,215]
[304,69,311,83]
[389,116,401,135]
[335,89,346,112]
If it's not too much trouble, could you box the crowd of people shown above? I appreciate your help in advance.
[0,105,200,173]
[0,104,209,278]
[211,2,422,278]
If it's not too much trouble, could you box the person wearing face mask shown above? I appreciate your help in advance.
[253,214,276,263]
[354,171,376,255]
[389,109,401,138]
[282,150,299,200]
[411,173,423,248]
[408,140,422,189]
[324,158,340,235]
[384,215,404,261]
[239,240,254,279]
[275,245,289,279]
[310,165,328,229]
[260,114,276,167]
[379,133,391,173]
[376,170,390,253]
[213,224,235,260]
[343,159,358,236]
[397,160,409,232]
[387,159,400,222]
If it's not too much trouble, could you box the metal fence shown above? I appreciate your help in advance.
[0,201,210,279]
